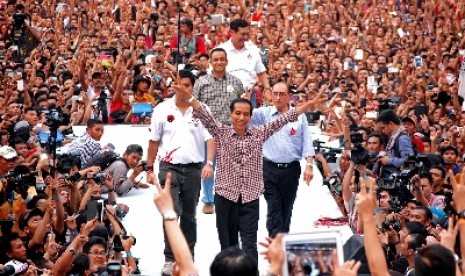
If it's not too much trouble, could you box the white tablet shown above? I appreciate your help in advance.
[282,231,344,276]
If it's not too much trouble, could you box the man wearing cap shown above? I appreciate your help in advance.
[169,18,207,64]
[216,19,272,107]
[106,144,147,196]
[401,116,424,153]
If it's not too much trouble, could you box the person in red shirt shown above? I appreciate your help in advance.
[169,19,207,64]
[401,116,425,153]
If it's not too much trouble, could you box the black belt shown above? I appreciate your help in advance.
[161,162,202,168]
[263,158,300,169]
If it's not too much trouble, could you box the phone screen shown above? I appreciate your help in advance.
[17,80,24,91]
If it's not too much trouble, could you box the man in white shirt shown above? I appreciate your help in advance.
[146,70,214,276]
[217,19,272,107]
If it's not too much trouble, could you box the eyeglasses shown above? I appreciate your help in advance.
[89,250,107,256]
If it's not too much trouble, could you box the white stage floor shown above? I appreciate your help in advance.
[117,160,353,275]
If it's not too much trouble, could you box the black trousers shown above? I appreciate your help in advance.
[159,162,202,262]
[263,160,301,238]
[215,194,260,263]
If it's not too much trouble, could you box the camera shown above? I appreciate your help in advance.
[382,219,401,232]
[350,133,369,166]
[90,172,106,183]
[322,172,342,196]
[5,165,39,190]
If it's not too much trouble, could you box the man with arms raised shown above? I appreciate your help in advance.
[173,77,321,263]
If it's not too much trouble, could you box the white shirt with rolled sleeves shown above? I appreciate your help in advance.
[217,39,266,89]
[148,96,212,164]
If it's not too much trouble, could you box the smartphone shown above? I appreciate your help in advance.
[131,6,136,21]
[354,49,363,60]
[17,79,24,91]
[343,61,349,71]
[388,67,399,73]
[114,8,121,22]
[282,232,344,276]
[85,199,105,221]
[397,28,405,38]
[106,261,122,276]
[366,111,379,119]
[414,56,423,69]
[414,105,428,117]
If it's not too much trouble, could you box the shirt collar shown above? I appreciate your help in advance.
[227,39,249,52]
[227,126,253,137]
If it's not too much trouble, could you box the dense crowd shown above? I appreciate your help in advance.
[0,0,465,275]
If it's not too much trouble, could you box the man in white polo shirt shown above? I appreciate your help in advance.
[146,70,214,276]
[217,19,272,107]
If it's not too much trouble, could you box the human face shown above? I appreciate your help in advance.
[23,110,38,126]
[0,156,16,174]
[271,83,290,111]
[231,26,250,49]
[443,150,457,164]
[25,215,43,235]
[429,168,443,187]
[402,122,416,135]
[377,122,394,137]
[88,244,107,269]
[366,136,381,152]
[379,191,391,210]
[137,81,149,93]
[175,77,193,101]
[230,102,252,134]
[410,209,428,227]
[87,123,104,141]
[14,143,28,158]
[420,178,433,200]
[7,239,27,261]
[210,51,228,74]
[123,152,142,168]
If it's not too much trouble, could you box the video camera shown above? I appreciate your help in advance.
[322,172,342,196]
[43,104,71,130]
[350,133,370,166]
[378,97,401,113]
[4,165,39,191]
[313,140,342,164]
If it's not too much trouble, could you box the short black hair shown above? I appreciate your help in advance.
[367,132,386,146]
[418,172,433,185]
[83,236,107,254]
[125,144,143,155]
[210,48,227,60]
[229,98,253,114]
[210,247,258,276]
[406,233,426,251]
[376,110,401,125]
[178,69,196,86]
[414,244,455,276]
[405,221,428,238]
[429,165,445,178]
[414,206,433,221]
[87,119,103,128]
[230,19,249,32]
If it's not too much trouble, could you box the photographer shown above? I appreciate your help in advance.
[376,110,414,178]
[106,144,147,196]
[169,18,207,64]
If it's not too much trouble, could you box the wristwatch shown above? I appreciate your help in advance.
[187,96,195,103]
[163,210,177,221]
[206,160,214,166]
[306,162,314,167]
[69,248,78,256]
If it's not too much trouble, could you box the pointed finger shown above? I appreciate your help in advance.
[164,172,172,191]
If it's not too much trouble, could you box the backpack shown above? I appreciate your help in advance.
[83,151,121,171]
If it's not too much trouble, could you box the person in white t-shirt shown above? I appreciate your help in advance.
[216,19,272,107]
[146,70,214,275]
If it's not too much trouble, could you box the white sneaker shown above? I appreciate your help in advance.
[161,261,175,275]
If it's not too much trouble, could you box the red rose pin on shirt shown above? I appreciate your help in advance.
[167,115,175,122]
[290,128,296,136]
